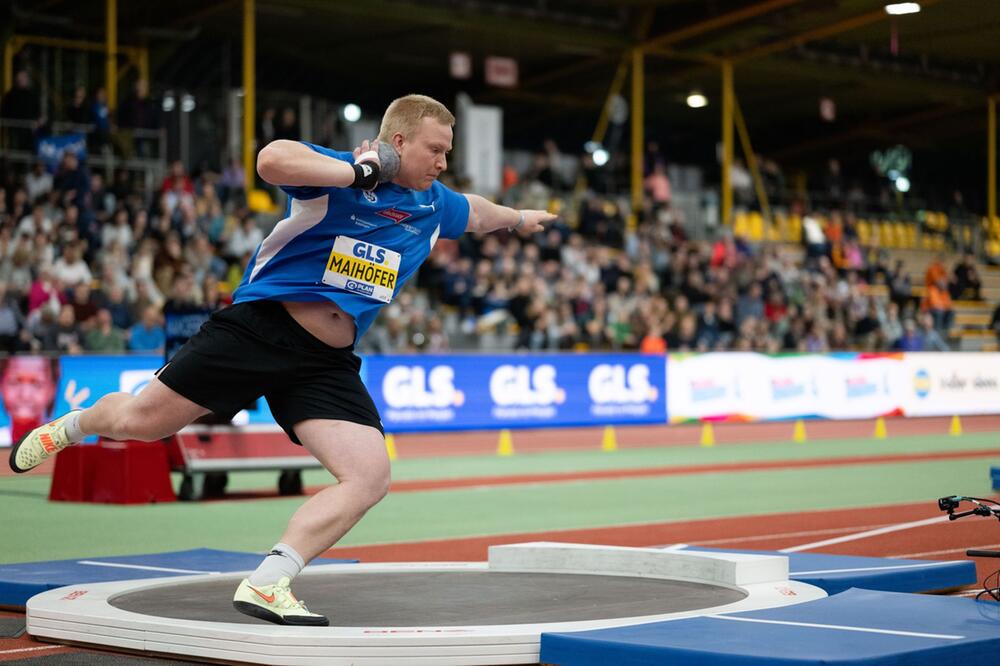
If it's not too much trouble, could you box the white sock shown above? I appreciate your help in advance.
[249,542,305,587]
[63,411,87,443]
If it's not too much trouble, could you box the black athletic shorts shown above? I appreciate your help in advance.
[157,300,383,444]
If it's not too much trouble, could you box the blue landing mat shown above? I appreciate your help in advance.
[0,548,356,607]
[541,588,1000,666]
[991,465,1000,491]
[679,546,976,594]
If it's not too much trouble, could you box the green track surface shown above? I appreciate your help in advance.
[1,432,997,563]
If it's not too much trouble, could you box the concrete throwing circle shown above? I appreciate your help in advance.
[26,543,826,665]
[111,570,748,626]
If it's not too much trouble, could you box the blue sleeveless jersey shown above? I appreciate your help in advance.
[233,142,469,342]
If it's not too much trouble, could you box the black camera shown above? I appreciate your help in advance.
[938,496,961,512]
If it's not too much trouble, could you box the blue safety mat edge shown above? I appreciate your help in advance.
[0,548,356,607]
[678,546,976,595]
[541,587,1000,666]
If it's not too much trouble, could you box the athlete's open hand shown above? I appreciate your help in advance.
[515,209,558,235]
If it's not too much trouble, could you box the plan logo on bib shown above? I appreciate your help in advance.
[588,364,658,417]
[381,365,463,423]
[489,364,564,420]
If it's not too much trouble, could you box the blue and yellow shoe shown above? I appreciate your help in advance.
[233,577,329,626]
[9,411,80,474]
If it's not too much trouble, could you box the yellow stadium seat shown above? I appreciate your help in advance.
[248,188,278,214]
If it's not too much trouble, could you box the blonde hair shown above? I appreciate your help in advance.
[378,94,455,142]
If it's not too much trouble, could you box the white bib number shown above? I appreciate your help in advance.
[322,236,401,303]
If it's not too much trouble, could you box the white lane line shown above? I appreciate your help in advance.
[77,561,221,575]
[779,516,948,553]
[0,645,62,655]
[893,544,1000,559]
[688,522,896,547]
[790,561,957,576]
[708,615,964,640]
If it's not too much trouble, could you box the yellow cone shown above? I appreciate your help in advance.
[949,415,963,437]
[700,422,715,447]
[793,419,807,443]
[497,429,515,456]
[873,417,888,440]
[601,425,618,452]
[384,433,398,461]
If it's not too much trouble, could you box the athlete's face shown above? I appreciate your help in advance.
[393,117,452,191]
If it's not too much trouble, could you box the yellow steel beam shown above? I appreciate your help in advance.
[3,38,12,94]
[106,0,117,110]
[990,95,996,224]
[591,53,630,145]
[641,0,802,53]
[10,34,140,60]
[732,0,942,63]
[630,47,644,227]
[733,97,772,224]
[243,0,256,187]
[721,59,734,226]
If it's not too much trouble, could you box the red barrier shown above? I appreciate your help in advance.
[49,440,176,504]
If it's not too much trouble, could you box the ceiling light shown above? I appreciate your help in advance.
[342,103,362,123]
[592,148,610,166]
[686,92,708,108]
[884,3,920,15]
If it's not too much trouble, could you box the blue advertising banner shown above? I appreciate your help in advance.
[37,134,87,173]
[55,356,277,434]
[365,353,667,432]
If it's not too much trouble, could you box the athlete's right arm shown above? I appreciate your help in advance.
[256,140,380,190]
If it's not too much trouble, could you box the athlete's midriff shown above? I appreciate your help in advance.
[282,300,357,349]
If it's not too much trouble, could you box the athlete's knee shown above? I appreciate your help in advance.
[360,462,391,508]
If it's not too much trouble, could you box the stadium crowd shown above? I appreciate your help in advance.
[0,69,995,358]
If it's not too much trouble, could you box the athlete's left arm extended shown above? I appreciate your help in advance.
[463,194,556,235]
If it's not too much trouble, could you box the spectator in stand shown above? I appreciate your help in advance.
[69,282,100,330]
[53,152,88,209]
[224,210,263,263]
[51,304,83,354]
[84,308,127,352]
[879,301,904,349]
[220,156,246,204]
[273,107,299,141]
[128,304,165,353]
[952,254,981,301]
[66,84,90,126]
[0,282,25,352]
[918,312,949,351]
[90,87,111,150]
[895,318,924,351]
[644,162,672,214]
[27,267,66,315]
[0,70,43,151]
[52,242,92,287]
[117,79,161,158]
[161,160,195,196]
[923,254,954,331]
[24,161,53,202]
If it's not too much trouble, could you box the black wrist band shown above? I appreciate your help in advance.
[350,161,380,190]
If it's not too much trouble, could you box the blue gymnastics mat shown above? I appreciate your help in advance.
[0,548,356,607]
[991,465,1000,491]
[541,588,1000,666]
[679,546,976,594]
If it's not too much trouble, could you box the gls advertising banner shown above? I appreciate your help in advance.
[366,354,667,432]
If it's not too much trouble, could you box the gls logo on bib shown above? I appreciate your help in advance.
[323,236,400,303]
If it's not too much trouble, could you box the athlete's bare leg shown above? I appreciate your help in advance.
[78,377,211,442]
[277,419,390,562]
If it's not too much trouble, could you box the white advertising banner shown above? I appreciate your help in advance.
[667,352,912,422]
[901,352,1000,417]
